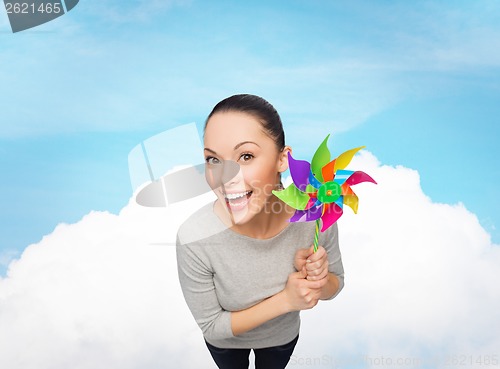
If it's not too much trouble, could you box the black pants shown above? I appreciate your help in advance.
[205,334,299,369]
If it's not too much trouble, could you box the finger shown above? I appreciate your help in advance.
[304,278,326,290]
[307,266,329,281]
[314,258,329,273]
[312,295,321,307]
[305,262,323,276]
[305,257,326,273]
[310,288,322,299]
[291,267,307,280]
[305,267,319,277]
[316,266,330,281]
[306,246,326,263]
[298,266,308,279]
[295,247,310,259]
[306,269,323,280]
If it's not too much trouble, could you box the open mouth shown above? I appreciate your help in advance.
[224,190,253,211]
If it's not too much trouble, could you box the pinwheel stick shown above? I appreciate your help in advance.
[313,219,320,253]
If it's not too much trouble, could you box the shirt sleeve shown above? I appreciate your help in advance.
[176,234,234,341]
[321,222,345,300]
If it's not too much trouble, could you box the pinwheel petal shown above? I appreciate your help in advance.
[334,146,365,171]
[321,159,336,182]
[308,170,323,189]
[311,135,331,182]
[341,185,358,212]
[345,171,377,186]
[290,204,323,222]
[305,197,317,210]
[333,169,355,185]
[272,184,310,210]
[288,152,311,191]
[271,134,376,236]
[344,193,359,213]
[341,183,353,196]
[305,184,317,193]
[320,202,343,231]
[334,196,344,209]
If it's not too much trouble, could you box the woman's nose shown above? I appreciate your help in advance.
[206,160,240,188]
[222,160,242,186]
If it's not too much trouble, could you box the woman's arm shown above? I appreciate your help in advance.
[177,238,327,341]
[318,272,340,300]
[231,267,328,336]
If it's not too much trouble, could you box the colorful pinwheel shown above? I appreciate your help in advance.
[272,134,377,252]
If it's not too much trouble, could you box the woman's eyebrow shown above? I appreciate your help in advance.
[204,141,260,155]
[234,141,260,150]
[204,148,217,154]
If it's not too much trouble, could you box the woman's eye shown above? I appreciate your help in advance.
[240,153,254,162]
[205,157,221,165]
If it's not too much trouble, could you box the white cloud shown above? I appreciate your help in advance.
[0,249,20,274]
[296,151,500,366]
[0,152,498,369]
[0,194,217,369]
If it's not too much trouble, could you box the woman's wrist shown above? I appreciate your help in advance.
[319,273,339,300]
[230,289,293,336]
[276,289,293,314]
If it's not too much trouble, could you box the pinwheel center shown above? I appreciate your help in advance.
[317,181,341,203]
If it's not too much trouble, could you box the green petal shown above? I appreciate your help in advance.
[272,184,310,210]
[311,134,331,183]
[305,184,317,193]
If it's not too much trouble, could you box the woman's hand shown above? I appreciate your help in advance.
[294,245,329,281]
[281,267,328,312]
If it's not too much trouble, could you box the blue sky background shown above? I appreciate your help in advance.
[1,2,499,368]
[1,0,499,272]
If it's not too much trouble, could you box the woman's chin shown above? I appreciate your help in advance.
[214,197,252,226]
[225,197,251,213]
[228,205,253,225]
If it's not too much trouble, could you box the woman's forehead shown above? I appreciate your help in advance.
[204,111,271,148]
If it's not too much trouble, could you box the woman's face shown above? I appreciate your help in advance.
[204,111,289,225]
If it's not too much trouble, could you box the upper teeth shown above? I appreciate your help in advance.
[225,191,251,200]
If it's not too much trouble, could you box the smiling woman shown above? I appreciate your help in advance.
[176,94,345,369]
[203,109,288,235]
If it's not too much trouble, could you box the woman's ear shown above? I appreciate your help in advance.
[278,145,292,173]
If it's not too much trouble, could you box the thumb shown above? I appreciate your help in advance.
[303,244,315,260]
[296,247,310,258]
[298,266,308,279]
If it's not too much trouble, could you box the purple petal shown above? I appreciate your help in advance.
[288,152,311,191]
[290,204,323,222]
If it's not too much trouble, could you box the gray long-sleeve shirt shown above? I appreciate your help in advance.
[176,201,344,349]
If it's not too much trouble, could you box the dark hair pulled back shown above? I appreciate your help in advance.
[204,94,285,152]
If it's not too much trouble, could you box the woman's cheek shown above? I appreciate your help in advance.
[248,174,275,200]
